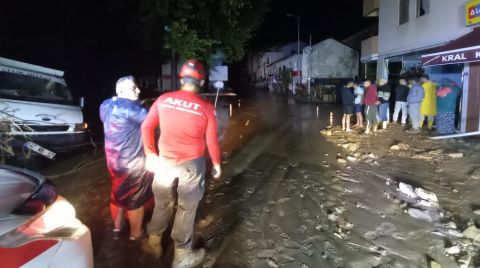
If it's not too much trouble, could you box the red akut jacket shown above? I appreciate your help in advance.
[141,90,221,165]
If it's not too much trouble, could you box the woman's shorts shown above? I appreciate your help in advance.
[354,104,363,114]
[343,105,354,115]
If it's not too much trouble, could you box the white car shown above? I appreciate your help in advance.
[0,164,93,268]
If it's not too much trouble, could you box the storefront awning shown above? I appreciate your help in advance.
[422,27,480,66]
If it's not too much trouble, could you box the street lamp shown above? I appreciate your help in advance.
[287,13,300,94]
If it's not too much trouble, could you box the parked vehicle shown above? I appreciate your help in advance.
[0,164,93,268]
[0,57,88,160]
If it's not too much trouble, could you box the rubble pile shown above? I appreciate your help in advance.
[319,126,480,267]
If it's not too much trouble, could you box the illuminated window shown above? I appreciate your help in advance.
[399,0,410,25]
[417,0,429,17]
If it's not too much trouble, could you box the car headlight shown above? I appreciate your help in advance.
[74,122,88,131]
[22,197,81,236]
[41,199,79,231]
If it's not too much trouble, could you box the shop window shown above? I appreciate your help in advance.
[399,0,410,25]
[417,0,429,17]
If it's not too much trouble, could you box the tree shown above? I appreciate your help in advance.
[112,0,269,63]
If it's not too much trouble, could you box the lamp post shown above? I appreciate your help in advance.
[287,13,300,94]
[308,34,311,96]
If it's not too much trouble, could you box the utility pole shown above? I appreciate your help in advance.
[308,34,312,95]
[287,13,300,95]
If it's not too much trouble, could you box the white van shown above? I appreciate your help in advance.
[0,57,88,159]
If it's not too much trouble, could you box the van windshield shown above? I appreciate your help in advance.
[0,71,75,105]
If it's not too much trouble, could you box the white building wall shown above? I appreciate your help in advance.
[265,54,301,75]
[301,39,359,84]
[378,0,470,57]
[256,52,284,80]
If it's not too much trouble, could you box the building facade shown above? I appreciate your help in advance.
[247,42,306,88]
[376,0,471,80]
[301,38,359,84]
[363,0,480,133]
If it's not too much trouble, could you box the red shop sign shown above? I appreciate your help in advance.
[422,45,480,66]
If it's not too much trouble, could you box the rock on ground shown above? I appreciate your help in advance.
[463,225,480,243]
[390,143,409,151]
[398,182,418,199]
[430,260,442,268]
[415,187,439,203]
[408,208,435,222]
[448,153,464,159]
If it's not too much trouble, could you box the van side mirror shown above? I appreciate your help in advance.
[79,97,85,108]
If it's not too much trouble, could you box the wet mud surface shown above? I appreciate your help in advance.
[36,92,480,267]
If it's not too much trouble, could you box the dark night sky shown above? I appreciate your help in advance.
[1,0,375,132]
[0,1,376,71]
[250,0,377,50]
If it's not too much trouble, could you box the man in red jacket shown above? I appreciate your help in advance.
[141,59,221,267]
[363,79,380,134]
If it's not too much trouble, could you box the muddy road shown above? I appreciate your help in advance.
[35,91,480,268]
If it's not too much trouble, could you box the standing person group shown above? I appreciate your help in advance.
[100,59,221,268]
[339,79,379,134]
[340,74,460,136]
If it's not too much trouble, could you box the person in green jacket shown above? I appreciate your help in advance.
[436,78,460,135]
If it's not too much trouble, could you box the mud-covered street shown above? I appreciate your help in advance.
[5,1,480,268]
[40,92,480,268]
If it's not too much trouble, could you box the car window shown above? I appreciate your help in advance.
[0,168,38,219]
[0,71,75,105]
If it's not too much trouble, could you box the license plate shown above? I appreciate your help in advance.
[24,141,56,159]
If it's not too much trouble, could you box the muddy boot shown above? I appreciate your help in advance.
[172,247,205,268]
[142,234,162,259]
